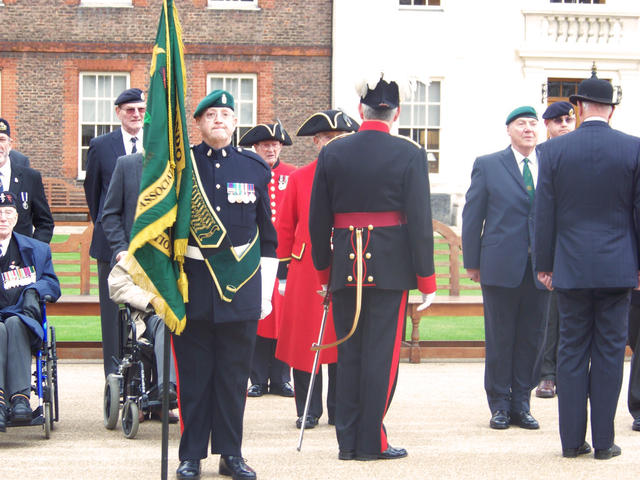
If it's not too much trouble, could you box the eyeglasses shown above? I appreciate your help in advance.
[123,107,146,115]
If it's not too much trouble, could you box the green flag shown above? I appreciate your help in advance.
[127,0,191,335]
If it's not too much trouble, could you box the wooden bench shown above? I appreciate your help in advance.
[43,177,89,220]
[404,220,484,363]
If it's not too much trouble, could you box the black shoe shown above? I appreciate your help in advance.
[562,441,591,458]
[510,411,539,430]
[0,406,6,432]
[10,395,31,423]
[355,445,408,461]
[270,382,294,397]
[633,417,640,432]
[158,383,178,403]
[219,455,256,480]
[295,415,319,429]
[176,459,201,479]
[338,450,355,460]
[489,410,510,430]
[247,384,266,397]
[594,444,621,460]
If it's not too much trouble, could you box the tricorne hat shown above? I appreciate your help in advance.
[296,110,360,136]
[238,122,292,146]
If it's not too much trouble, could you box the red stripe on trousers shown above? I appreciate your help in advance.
[379,290,408,451]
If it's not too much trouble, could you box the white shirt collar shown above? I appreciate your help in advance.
[582,116,609,123]
[121,129,143,156]
[0,158,12,190]
[511,146,537,166]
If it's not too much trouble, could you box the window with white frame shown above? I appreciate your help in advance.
[550,0,605,4]
[399,80,441,173]
[78,73,129,177]
[80,0,132,6]
[207,74,257,146]
[399,0,442,7]
[208,0,259,10]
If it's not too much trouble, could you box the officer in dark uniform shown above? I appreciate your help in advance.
[0,118,54,243]
[172,90,278,480]
[309,75,436,461]
[238,123,295,399]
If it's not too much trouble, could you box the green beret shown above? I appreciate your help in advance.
[505,106,538,125]
[193,90,235,118]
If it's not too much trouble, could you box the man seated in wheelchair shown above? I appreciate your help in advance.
[108,253,178,422]
[0,192,60,431]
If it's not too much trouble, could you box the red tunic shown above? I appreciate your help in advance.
[274,160,337,371]
[257,159,297,339]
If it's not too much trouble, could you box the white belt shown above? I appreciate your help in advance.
[185,243,251,261]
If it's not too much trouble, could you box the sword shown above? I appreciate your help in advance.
[297,288,331,452]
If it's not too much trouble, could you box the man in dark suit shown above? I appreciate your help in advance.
[535,70,640,460]
[462,106,549,431]
[535,101,577,400]
[309,75,436,461]
[83,87,146,378]
[0,118,53,243]
[628,291,640,432]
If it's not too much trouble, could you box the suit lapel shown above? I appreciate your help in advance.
[110,129,126,160]
[499,146,527,195]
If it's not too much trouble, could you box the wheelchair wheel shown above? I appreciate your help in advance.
[104,374,121,430]
[43,355,55,438]
[50,325,59,423]
[44,400,52,439]
[122,399,139,439]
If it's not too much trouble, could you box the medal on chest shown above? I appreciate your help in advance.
[227,183,256,204]
[2,264,36,290]
[278,175,289,191]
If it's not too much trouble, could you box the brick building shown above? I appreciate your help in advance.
[0,0,332,214]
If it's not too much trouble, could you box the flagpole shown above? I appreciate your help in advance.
[161,323,171,480]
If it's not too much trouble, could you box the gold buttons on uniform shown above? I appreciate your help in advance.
[367,276,373,282]
[216,206,221,212]
[222,149,227,157]
[368,225,373,231]
[216,184,221,189]
[349,225,354,231]
[215,163,220,169]
[365,252,371,259]
[349,253,355,260]
[207,148,212,157]
[347,275,353,282]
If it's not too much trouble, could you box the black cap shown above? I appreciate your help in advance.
[0,118,10,137]
[542,101,575,120]
[569,66,619,106]
[114,88,145,106]
[296,110,360,136]
[0,192,17,209]
[238,123,292,146]
[360,78,400,110]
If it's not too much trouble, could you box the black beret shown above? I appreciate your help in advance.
[569,71,619,106]
[361,78,400,110]
[296,110,359,136]
[0,191,17,209]
[505,106,538,125]
[193,90,235,118]
[542,101,574,120]
[0,118,10,137]
[114,88,145,106]
[238,123,292,146]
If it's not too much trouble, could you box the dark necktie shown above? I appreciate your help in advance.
[522,158,534,204]
[131,137,138,154]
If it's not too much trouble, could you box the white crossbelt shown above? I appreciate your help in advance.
[185,243,251,260]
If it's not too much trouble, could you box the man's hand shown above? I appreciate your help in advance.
[537,272,554,291]
[466,268,480,283]
[259,300,272,320]
[416,292,436,312]
[317,284,328,297]
[278,280,286,296]
[23,288,42,323]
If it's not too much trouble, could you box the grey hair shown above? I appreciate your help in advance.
[361,104,397,122]
[581,100,613,116]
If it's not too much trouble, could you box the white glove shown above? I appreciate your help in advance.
[317,284,328,297]
[278,280,286,296]
[416,292,436,312]
[260,257,279,319]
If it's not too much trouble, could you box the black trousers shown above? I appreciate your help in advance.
[292,363,337,421]
[249,335,290,387]
[628,300,640,420]
[481,261,548,413]
[97,260,119,378]
[332,288,407,456]
[172,318,257,460]
[539,291,559,381]
[556,288,630,451]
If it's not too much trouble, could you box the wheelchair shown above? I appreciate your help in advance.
[103,304,177,439]
[5,302,59,439]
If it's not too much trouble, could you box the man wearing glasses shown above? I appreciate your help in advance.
[83,87,146,378]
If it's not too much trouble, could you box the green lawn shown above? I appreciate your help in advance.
[47,315,102,342]
[404,316,484,342]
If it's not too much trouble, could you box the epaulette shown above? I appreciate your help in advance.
[392,133,422,149]
[235,145,270,170]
